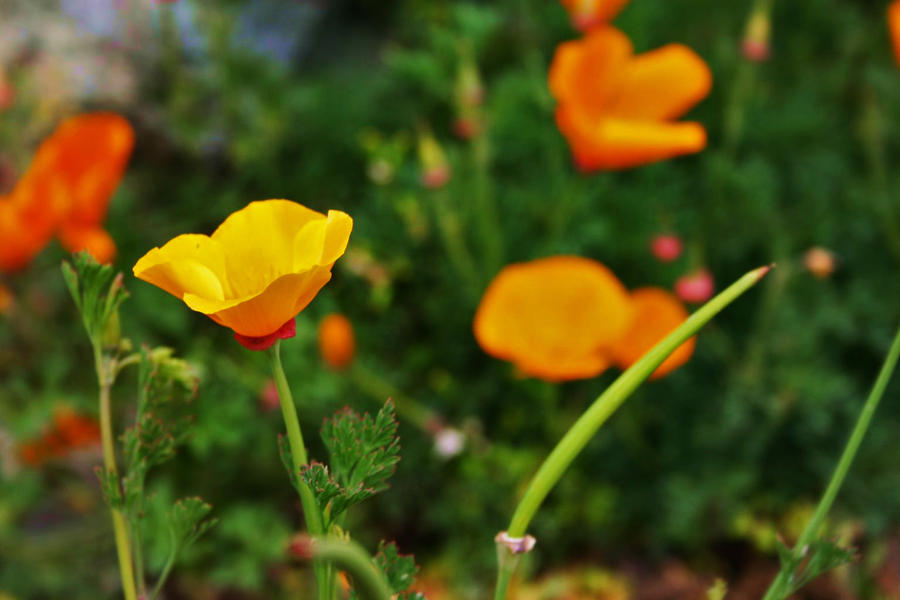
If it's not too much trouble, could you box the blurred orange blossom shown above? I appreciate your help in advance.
[890,1,900,67]
[318,313,356,369]
[20,407,101,467]
[133,200,353,346]
[609,287,695,379]
[549,26,712,170]
[559,0,630,31]
[474,256,633,381]
[0,113,133,270]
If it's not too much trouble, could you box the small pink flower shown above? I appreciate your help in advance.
[650,234,683,262]
[453,117,482,140]
[259,379,280,412]
[675,269,714,303]
[421,165,451,189]
[742,39,770,62]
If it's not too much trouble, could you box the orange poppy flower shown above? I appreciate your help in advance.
[890,1,900,67]
[549,27,712,170]
[134,200,353,349]
[318,313,356,369]
[608,288,695,379]
[0,113,133,270]
[20,407,101,467]
[33,113,134,263]
[474,256,633,382]
[559,0,630,31]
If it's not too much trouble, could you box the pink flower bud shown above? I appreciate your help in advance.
[650,234,683,262]
[259,379,280,413]
[675,269,715,303]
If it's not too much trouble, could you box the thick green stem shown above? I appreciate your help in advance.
[493,265,771,600]
[95,347,138,600]
[268,341,329,598]
[762,323,900,600]
[303,538,392,600]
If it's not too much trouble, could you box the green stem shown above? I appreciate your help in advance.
[304,538,392,600]
[150,529,178,600]
[762,322,900,600]
[432,189,481,300]
[493,265,771,600]
[268,340,329,597]
[95,346,138,600]
[471,134,503,281]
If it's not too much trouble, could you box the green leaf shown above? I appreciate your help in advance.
[61,252,129,345]
[350,541,420,599]
[775,538,857,596]
[300,462,375,523]
[277,434,299,493]
[94,467,123,510]
[168,496,217,551]
[321,400,400,494]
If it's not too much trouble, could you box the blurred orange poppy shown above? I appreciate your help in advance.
[0,113,133,270]
[549,27,711,170]
[890,1,900,67]
[609,287,695,379]
[34,113,134,263]
[474,256,633,382]
[559,0,629,31]
[318,313,356,369]
[20,407,101,467]
[134,200,353,348]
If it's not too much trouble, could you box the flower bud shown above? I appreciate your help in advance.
[675,269,715,303]
[650,234,683,262]
[803,247,835,279]
[418,129,451,189]
[318,313,356,370]
[742,9,771,62]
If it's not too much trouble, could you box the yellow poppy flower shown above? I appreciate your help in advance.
[134,200,352,344]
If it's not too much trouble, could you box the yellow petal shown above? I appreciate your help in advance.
[211,199,325,296]
[608,44,712,120]
[132,234,227,301]
[293,209,353,270]
[190,267,333,337]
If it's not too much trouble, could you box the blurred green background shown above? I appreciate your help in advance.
[2,0,900,598]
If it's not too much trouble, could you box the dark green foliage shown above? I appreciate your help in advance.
[62,252,129,348]
[349,541,423,600]
[169,497,218,553]
[321,400,400,494]
[301,462,375,522]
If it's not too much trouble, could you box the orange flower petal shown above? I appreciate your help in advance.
[607,44,712,120]
[609,287,695,379]
[59,226,117,264]
[474,255,633,382]
[557,108,707,170]
[549,27,632,120]
[196,268,333,337]
[890,1,900,67]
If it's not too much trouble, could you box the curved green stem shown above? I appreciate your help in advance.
[493,265,771,600]
[762,322,900,600]
[303,537,392,600]
[95,347,138,600]
[268,340,329,597]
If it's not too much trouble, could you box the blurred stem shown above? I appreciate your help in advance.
[471,134,503,282]
[94,344,138,600]
[432,189,481,299]
[268,341,330,599]
[306,538,392,600]
[350,362,436,431]
[493,265,771,600]
[762,322,900,600]
[859,89,900,263]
